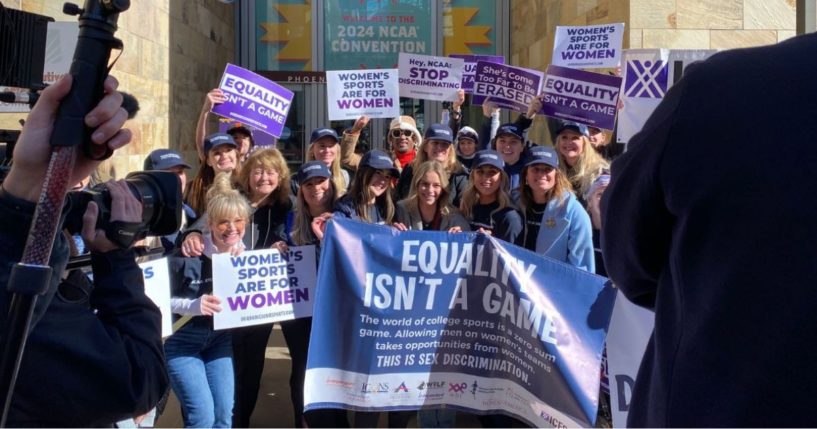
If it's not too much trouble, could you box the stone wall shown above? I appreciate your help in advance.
[0,0,235,180]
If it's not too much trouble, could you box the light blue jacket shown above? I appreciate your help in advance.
[531,191,595,273]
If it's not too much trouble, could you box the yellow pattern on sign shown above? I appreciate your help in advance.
[259,1,312,70]
[443,7,492,56]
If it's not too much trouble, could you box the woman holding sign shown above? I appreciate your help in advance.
[394,160,470,233]
[517,145,595,272]
[165,172,251,428]
[459,150,524,244]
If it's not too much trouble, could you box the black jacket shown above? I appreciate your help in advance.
[0,188,168,427]
[602,33,817,427]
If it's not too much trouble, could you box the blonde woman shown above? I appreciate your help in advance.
[302,127,349,195]
[553,121,609,206]
[396,124,468,207]
[165,172,251,428]
[459,149,524,244]
[394,160,470,232]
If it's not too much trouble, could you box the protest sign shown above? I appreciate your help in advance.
[139,258,173,338]
[552,23,625,69]
[617,49,715,144]
[606,291,654,428]
[212,64,294,138]
[540,65,622,131]
[472,62,543,112]
[398,53,464,101]
[449,54,505,93]
[212,246,316,330]
[326,69,400,121]
[304,218,616,428]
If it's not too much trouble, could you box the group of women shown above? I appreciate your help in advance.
[161,86,614,428]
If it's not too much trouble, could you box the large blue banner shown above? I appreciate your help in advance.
[304,218,616,427]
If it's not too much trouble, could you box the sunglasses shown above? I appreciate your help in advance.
[390,129,413,138]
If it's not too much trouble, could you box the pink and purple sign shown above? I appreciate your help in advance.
[472,61,543,112]
[449,54,505,93]
[540,65,622,131]
[212,64,294,138]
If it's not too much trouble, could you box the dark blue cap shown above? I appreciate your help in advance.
[310,127,339,144]
[496,123,524,140]
[555,121,589,137]
[360,149,399,177]
[227,123,253,137]
[524,145,559,169]
[472,149,505,170]
[204,132,238,154]
[297,161,332,184]
[144,149,191,171]
[424,123,454,143]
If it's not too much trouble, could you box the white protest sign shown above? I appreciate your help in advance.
[398,53,464,101]
[606,290,654,428]
[326,69,400,121]
[139,258,173,338]
[212,246,316,330]
[553,23,625,69]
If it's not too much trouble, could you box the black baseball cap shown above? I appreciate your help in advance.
[226,123,253,137]
[204,132,238,154]
[495,123,524,140]
[310,127,339,144]
[144,149,192,171]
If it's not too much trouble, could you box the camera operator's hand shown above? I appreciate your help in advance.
[81,180,142,253]
[3,75,132,203]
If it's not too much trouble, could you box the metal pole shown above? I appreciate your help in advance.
[796,0,816,35]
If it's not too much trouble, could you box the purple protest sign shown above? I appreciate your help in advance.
[449,54,505,93]
[540,65,622,131]
[212,64,294,138]
[472,62,543,113]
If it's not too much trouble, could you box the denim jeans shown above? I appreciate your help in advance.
[165,319,234,428]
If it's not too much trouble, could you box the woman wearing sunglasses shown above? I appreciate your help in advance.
[340,115,422,175]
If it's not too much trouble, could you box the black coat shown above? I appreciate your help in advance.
[0,189,167,426]
[601,33,817,427]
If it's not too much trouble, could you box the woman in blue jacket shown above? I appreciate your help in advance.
[517,145,595,272]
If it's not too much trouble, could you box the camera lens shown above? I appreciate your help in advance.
[124,171,182,237]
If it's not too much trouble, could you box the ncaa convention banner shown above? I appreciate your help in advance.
[304,218,616,427]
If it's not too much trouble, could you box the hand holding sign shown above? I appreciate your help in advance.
[351,115,370,135]
[204,88,226,111]
[200,294,222,316]
[312,212,333,241]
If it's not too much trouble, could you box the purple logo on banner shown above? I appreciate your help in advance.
[472,62,543,113]
[212,64,294,138]
[449,54,505,93]
[624,60,668,98]
[541,65,622,131]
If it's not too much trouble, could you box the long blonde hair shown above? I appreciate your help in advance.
[291,179,338,246]
[559,135,609,197]
[405,161,454,217]
[347,167,395,223]
[206,172,251,227]
[459,168,514,220]
[411,139,464,174]
[518,166,573,213]
[234,148,291,207]
[307,142,348,195]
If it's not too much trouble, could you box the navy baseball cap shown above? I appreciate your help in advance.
[524,145,559,169]
[144,149,191,171]
[226,123,253,137]
[310,127,339,144]
[424,124,454,144]
[360,149,399,177]
[555,121,589,137]
[472,149,505,170]
[297,161,332,184]
[495,123,524,140]
[204,132,238,154]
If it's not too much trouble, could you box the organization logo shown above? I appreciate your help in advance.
[624,59,668,98]
[448,382,467,393]
[418,381,446,390]
[325,378,354,389]
[394,382,409,393]
[361,382,389,394]
[539,410,568,429]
